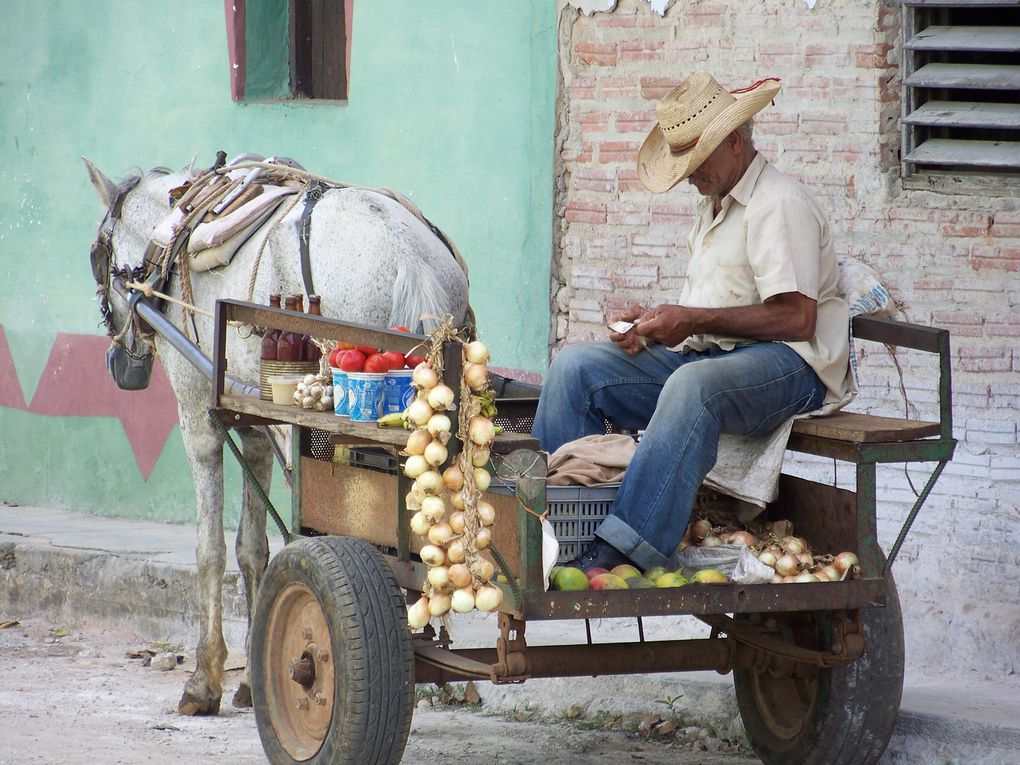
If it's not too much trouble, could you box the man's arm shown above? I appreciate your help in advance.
[629,291,817,353]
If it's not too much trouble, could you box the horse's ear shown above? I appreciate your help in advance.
[82,157,117,208]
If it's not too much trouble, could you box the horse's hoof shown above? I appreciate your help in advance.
[178,689,222,716]
[231,682,253,708]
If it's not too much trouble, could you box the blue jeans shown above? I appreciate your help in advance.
[532,341,826,570]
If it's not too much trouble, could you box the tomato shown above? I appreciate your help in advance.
[327,347,342,368]
[364,353,391,373]
[390,326,411,333]
[339,350,366,373]
[337,341,356,351]
[355,345,379,356]
[404,353,426,369]
[381,350,406,370]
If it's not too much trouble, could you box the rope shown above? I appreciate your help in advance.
[245,185,308,303]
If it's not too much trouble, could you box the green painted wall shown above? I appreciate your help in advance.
[0,1,557,525]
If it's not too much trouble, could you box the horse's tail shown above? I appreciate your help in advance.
[389,247,470,334]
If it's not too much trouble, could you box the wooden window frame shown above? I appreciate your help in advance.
[901,0,1020,194]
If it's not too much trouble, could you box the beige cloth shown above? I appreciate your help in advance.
[677,152,853,408]
[547,434,636,486]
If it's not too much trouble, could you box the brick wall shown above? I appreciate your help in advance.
[555,0,1019,675]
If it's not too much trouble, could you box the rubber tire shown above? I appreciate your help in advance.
[733,577,904,765]
[251,536,415,765]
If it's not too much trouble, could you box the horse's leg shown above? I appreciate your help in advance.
[230,426,273,708]
[177,406,228,716]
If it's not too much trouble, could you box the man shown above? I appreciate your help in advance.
[533,72,851,573]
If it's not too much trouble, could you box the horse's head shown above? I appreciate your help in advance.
[84,158,179,390]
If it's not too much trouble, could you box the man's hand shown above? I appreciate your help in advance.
[608,304,647,355]
[633,304,699,348]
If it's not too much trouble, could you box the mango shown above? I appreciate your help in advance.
[610,564,642,580]
[625,576,655,589]
[589,573,629,590]
[553,567,590,591]
[654,572,688,588]
[690,568,728,584]
[644,566,668,582]
[585,566,611,580]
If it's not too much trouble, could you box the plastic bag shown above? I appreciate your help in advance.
[541,517,560,591]
[671,544,774,585]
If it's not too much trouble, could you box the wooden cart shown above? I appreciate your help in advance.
[210,299,955,765]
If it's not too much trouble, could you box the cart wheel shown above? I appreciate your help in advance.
[251,536,414,765]
[733,576,904,765]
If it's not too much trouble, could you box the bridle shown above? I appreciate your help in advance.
[89,176,154,359]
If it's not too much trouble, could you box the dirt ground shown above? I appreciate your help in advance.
[0,618,757,765]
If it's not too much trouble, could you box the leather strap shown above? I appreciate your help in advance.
[298,181,328,297]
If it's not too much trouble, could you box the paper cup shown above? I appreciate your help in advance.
[347,372,386,422]
[383,369,415,414]
[331,368,349,416]
[268,375,303,406]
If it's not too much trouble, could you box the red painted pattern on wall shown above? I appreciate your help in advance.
[1,329,180,480]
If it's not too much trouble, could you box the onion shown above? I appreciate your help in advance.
[476,558,495,582]
[415,470,445,496]
[405,491,422,512]
[473,467,491,492]
[420,495,446,521]
[463,362,489,392]
[775,553,801,577]
[821,564,841,582]
[477,501,496,526]
[757,550,778,568]
[834,551,860,574]
[407,596,431,628]
[783,575,798,583]
[428,592,452,617]
[412,363,438,390]
[428,522,454,547]
[700,535,723,548]
[448,563,473,589]
[449,511,466,535]
[794,571,818,583]
[475,527,492,549]
[427,412,451,438]
[467,416,496,446]
[446,540,466,564]
[427,384,455,411]
[424,440,448,467]
[449,491,465,510]
[781,536,808,556]
[443,464,465,492]
[450,587,475,613]
[403,455,429,479]
[419,545,446,567]
[465,340,490,365]
[409,511,431,537]
[474,584,503,612]
[406,398,435,427]
[426,571,450,591]
[404,428,431,456]
[471,446,491,468]
[814,573,831,583]
[729,530,757,547]
[797,552,815,568]
[770,573,784,584]
[690,519,712,543]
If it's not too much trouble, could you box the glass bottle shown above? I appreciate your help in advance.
[260,293,282,361]
[276,295,301,362]
[305,295,323,363]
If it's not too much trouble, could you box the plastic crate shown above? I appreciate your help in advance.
[488,479,620,564]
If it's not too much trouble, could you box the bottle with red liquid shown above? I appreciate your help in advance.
[276,295,301,362]
[260,293,282,361]
[305,295,323,363]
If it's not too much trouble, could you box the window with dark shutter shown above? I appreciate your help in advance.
[902,1,1020,190]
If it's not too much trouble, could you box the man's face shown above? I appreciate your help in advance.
[687,134,742,198]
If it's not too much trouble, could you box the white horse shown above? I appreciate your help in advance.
[84,155,470,715]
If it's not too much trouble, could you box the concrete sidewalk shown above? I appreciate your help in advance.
[2,502,1019,764]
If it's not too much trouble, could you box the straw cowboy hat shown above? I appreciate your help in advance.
[637,73,781,193]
